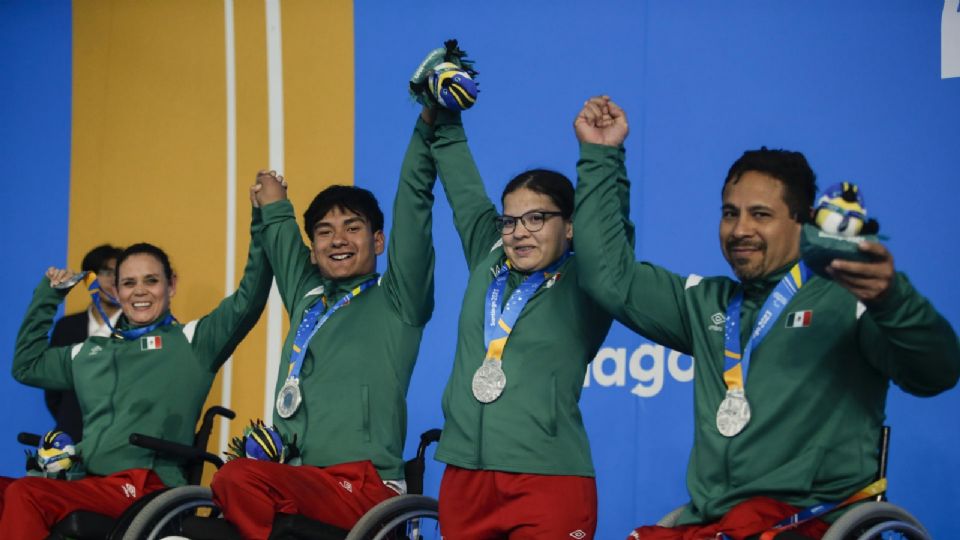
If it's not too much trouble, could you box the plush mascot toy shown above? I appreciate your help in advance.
[801,181,882,278]
[410,39,478,111]
[226,419,300,465]
[36,431,78,474]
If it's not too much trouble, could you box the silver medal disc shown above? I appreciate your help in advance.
[276,379,302,418]
[471,359,507,403]
[51,271,90,290]
[716,389,751,437]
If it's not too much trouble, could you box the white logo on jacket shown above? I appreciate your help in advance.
[708,312,725,332]
[339,480,353,493]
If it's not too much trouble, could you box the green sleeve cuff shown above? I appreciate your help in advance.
[578,141,624,160]
[435,108,463,127]
[414,116,436,142]
[863,273,912,318]
[260,199,296,226]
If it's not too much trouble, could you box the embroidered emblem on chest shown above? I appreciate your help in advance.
[784,310,813,328]
[708,312,726,332]
[88,345,103,357]
[140,336,163,351]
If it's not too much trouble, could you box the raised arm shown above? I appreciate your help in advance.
[190,203,274,370]
[853,273,960,396]
[12,272,79,390]
[255,172,318,312]
[429,109,501,268]
[381,115,438,326]
[573,97,694,353]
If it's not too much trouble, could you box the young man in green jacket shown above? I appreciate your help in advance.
[573,97,960,539]
[210,117,437,538]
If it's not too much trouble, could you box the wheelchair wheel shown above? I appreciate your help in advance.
[344,494,440,540]
[121,485,220,540]
[822,501,931,540]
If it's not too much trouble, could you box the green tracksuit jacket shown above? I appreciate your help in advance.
[429,113,632,476]
[573,142,960,523]
[260,120,436,481]
[13,209,273,487]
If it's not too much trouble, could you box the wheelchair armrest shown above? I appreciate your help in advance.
[417,429,442,459]
[129,433,225,469]
[18,432,41,447]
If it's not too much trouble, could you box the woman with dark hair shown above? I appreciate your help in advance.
[1,190,273,537]
[423,95,631,539]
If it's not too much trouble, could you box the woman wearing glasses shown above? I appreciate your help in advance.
[423,95,630,539]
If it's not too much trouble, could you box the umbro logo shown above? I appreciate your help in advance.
[708,312,726,332]
[88,345,103,356]
[339,480,353,493]
[120,483,137,499]
[569,530,586,539]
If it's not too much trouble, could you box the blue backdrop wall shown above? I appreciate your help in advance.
[2,1,958,538]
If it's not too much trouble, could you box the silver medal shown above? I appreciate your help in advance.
[716,388,751,437]
[51,271,90,290]
[471,359,507,403]
[276,378,302,418]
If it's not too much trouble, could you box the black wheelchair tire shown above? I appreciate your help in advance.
[822,501,931,540]
[344,494,439,540]
[121,485,218,540]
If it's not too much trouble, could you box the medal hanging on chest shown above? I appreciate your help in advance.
[472,253,570,403]
[276,279,376,419]
[716,262,808,437]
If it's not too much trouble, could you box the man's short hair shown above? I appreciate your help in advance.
[81,244,123,273]
[302,185,385,237]
[723,147,818,223]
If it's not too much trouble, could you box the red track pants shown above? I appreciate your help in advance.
[626,496,830,540]
[438,465,597,539]
[0,468,165,539]
[211,459,398,540]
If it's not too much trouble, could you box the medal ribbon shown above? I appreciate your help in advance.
[723,262,809,393]
[82,272,121,334]
[285,278,377,382]
[75,272,176,340]
[756,478,887,540]
[483,252,571,362]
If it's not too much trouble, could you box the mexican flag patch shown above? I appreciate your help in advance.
[140,336,163,351]
[785,310,813,328]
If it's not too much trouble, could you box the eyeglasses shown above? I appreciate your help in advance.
[495,211,564,234]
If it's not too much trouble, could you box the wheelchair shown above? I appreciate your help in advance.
[119,428,443,540]
[17,405,236,540]
[656,427,931,540]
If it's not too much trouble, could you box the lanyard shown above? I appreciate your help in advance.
[722,262,809,392]
[116,313,176,340]
[483,252,570,362]
[756,478,887,540]
[285,278,377,382]
[83,273,121,335]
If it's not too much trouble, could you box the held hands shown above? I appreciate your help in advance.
[826,241,895,304]
[251,170,288,208]
[574,95,629,147]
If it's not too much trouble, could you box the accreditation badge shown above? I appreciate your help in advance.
[716,388,751,437]
[472,358,507,404]
[276,378,303,419]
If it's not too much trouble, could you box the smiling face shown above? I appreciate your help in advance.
[501,188,572,273]
[720,171,802,281]
[117,253,177,326]
[310,206,385,280]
